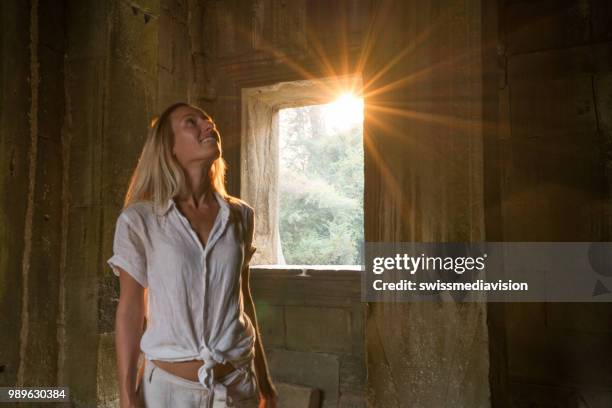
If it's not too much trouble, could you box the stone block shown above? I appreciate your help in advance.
[510,381,588,408]
[509,76,597,140]
[157,10,173,71]
[65,58,106,208]
[268,349,339,408]
[339,355,365,394]
[338,392,366,408]
[276,382,320,408]
[582,389,612,408]
[589,0,612,42]
[507,304,612,388]
[285,306,352,353]
[66,1,109,59]
[507,45,593,80]
[349,303,365,355]
[97,333,119,408]
[365,303,489,407]
[546,303,612,334]
[255,302,285,348]
[595,74,612,132]
[504,1,590,55]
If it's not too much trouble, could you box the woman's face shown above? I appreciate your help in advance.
[170,105,220,166]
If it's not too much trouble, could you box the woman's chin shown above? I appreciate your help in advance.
[196,150,220,163]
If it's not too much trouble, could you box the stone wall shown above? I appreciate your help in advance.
[497,0,612,405]
[6,1,610,407]
[363,1,490,406]
[0,0,492,407]
[0,0,67,391]
[0,0,35,390]
[252,267,365,408]
[0,0,166,406]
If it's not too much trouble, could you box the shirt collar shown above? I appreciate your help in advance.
[162,191,229,216]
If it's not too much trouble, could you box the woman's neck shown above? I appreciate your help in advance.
[178,161,214,209]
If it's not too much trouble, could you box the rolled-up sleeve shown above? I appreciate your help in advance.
[107,212,148,288]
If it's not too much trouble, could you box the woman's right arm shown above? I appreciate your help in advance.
[115,267,147,408]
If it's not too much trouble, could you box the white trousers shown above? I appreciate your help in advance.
[140,359,260,408]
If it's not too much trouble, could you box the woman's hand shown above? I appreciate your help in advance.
[121,387,145,408]
[258,389,278,408]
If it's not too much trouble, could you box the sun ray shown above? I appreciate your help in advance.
[367,103,498,136]
[363,42,484,101]
[322,93,364,131]
[361,7,449,95]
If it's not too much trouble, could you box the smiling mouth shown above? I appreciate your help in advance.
[199,136,217,144]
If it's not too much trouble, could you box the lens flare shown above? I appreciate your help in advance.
[323,93,364,130]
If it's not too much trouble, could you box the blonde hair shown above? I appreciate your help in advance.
[123,102,229,214]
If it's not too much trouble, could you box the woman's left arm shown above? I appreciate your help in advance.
[241,264,278,407]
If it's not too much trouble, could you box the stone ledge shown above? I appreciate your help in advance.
[276,382,320,408]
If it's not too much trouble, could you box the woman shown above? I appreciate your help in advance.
[108,102,278,408]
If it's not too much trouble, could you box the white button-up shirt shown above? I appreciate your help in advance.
[107,191,257,398]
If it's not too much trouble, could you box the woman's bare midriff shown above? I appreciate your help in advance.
[151,359,236,383]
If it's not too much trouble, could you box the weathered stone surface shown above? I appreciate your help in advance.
[20,8,66,385]
[97,333,119,408]
[255,302,286,348]
[285,306,352,353]
[507,45,594,80]
[366,303,490,407]
[510,381,592,408]
[275,382,320,408]
[0,0,31,389]
[349,303,365,356]
[500,0,612,404]
[338,392,366,408]
[545,303,612,334]
[251,268,361,307]
[268,349,339,408]
[157,0,191,108]
[62,13,109,397]
[582,389,612,408]
[7,1,612,408]
[504,1,591,56]
[252,270,364,407]
[1,0,68,389]
[509,76,597,140]
[363,0,489,406]
[339,355,365,395]
[595,73,612,132]
[507,304,612,389]
[591,0,612,43]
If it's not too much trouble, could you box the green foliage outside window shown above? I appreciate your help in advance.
[278,104,364,265]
